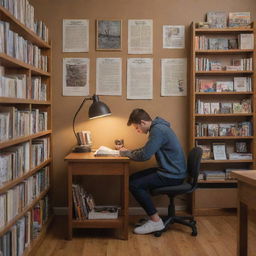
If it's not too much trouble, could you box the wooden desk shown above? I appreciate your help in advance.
[231,170,256,256]
[65,152,130,240]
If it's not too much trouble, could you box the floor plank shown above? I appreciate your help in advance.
[35,215,256,256]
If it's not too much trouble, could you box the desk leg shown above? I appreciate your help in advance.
[67,166,73,240]
[120,163,129,240]
[238,201,248,256]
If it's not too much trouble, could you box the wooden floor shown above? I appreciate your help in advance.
[35,215,256,256]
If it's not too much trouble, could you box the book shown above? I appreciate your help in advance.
[238,33,254,49]
[88,206,119,219]
[213,143,227,160]
[216,81,233,92]
[228,12,251,28]
[94,146,120,157]
[206,11,227,28]
[234,77,248,92]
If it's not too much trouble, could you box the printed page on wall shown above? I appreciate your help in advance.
[96,58,122,95]
[63,19,89,52]
[163,25,185,49]
[63,58,89,96]
[128,20,153,54]
[161,58,187,96]
[127,58,153,99]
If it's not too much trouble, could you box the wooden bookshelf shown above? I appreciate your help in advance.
[0,2,52,255]
[189,22,256,215]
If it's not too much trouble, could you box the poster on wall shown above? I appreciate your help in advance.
[63,58,89,96]
[63,19,89,52]
[96,19,122,50]
[127,58,153,99]
[96,58,122,95]
[128,19,153,54]
[161,58,187,96]
[163,25,185,49]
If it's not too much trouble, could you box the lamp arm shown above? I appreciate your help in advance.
[72,96,92,145]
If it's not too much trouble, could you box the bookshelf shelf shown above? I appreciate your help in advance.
[196,49,253,54]
[0,187,50,237]
[198,180,237,184]
[0,97,51,105]
[0,130,52,149]
[0,53,51,76]
[195,92,253,95]
[195,136,254,140]
[0,3,52,255]
[195,71,253,75]
[0,158,51,194]
[195,27,253,33]
[190,21,255,216]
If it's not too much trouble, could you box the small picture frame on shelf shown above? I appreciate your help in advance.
[213,143,227,160]
[235,142,247,153]
[96,19,122,51]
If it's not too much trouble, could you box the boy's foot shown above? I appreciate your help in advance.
[134,218,165,235]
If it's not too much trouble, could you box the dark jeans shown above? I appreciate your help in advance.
[129,168,184,216]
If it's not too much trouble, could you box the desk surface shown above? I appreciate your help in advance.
[65,152,129,162]
[231,170,256,187]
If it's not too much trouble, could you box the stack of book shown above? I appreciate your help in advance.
[228,153,252,160]
[72,183,119,220]
[203,170,226,180]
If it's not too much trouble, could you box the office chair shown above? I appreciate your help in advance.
[151,147,203,237]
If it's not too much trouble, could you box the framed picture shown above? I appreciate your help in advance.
[213,143,227,160]
[96,19,122,50]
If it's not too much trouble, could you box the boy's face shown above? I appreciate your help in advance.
[132,120,149,134]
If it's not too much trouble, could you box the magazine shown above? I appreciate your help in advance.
[228,12,251,28]
[207,11,227,28]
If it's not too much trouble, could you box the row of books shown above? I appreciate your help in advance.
[0,0,49,42]
[206,11,251,28]
[72,183,119,220]
[195,122,252,137]
[196,99,251,114]
[0,21,48,71]
[0,196,49,256]
[76,131,92,146]
[0,142,30,186]
[0,106,48,142]
[198,143,252,160]
[195,34,254,50]
[195,57,253,71]
[31,76,47,101]
[196,77,252,92]
[0,140,50,187]
[0,168,49,229]
[31,137,50,169]
[0,66,48,100]
[198,169,249,181]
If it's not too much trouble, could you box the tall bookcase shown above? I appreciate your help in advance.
[189,22,255,215]
[0,3,52,256]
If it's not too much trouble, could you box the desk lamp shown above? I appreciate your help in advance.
[72,94,111,152]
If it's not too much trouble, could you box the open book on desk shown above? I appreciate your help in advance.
[94,146,120,157]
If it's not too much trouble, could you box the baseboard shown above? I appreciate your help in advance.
[53,205,187,216]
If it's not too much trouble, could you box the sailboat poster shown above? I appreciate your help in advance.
[96,19,122,50]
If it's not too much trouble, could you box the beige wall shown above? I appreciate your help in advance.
[31,0,256,207]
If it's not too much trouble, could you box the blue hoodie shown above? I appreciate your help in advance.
[122,117,187,179]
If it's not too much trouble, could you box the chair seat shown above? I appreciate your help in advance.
[151,182,192,196]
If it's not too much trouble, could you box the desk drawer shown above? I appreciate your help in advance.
[194,188,237,209]
[68,162,128,175]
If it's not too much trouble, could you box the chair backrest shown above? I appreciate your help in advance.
[187,147,203,189]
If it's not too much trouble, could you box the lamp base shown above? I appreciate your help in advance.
[72,145,91,153]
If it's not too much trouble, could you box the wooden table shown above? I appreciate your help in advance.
[231,170,256,256]
[65,152,130,240]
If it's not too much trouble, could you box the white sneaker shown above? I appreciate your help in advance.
[134,219,165,235]
[135,217,148,227]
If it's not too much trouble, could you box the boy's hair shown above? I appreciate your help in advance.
[127,108,152,126]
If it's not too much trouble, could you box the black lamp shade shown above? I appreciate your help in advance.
[88,95,111,119]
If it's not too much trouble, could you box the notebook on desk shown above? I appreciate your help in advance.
[94,146,120,157]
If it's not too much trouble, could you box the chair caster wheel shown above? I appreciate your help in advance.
[154,231,162,237]
[191,230,197,236]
